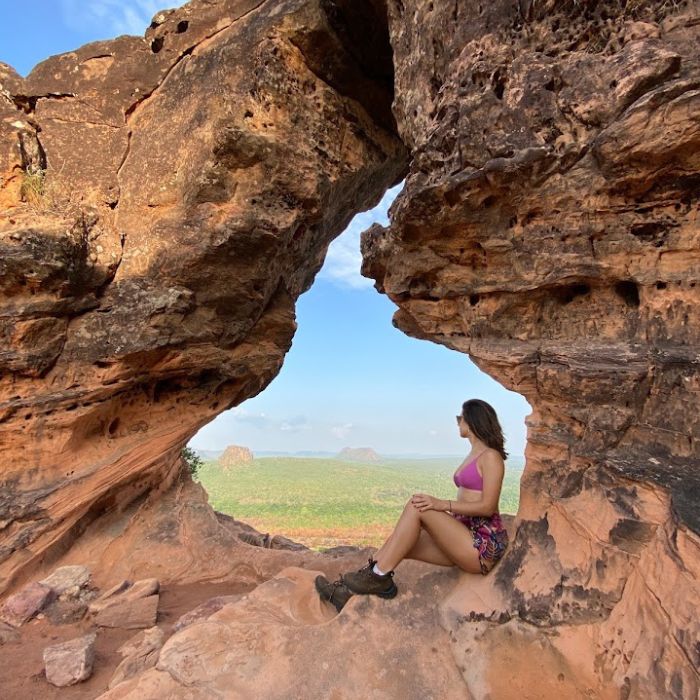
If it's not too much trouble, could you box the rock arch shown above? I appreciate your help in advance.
[0,0,698,697]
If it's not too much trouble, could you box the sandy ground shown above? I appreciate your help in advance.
[0,580,256,700]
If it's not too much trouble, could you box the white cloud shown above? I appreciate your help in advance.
[60,0,184,36]
[331,422,354,440]
[231,408,311,433]
[318,182,404,290]
[230,406,271,429]
[279,415,310,433]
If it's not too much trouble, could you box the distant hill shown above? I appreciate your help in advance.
[337,447,381,462]
[192,447,525,467]
[255,450,338,458]
[218,445,253,469]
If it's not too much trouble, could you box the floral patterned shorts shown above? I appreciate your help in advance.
[450,512,509,575]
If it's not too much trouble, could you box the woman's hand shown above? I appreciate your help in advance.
[411,493,446,512]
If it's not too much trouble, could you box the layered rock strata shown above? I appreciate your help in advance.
[0,0,406,593]
[361,1,700,697]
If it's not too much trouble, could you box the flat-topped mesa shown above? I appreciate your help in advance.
[361,1,699,697]
[0,0,407,594]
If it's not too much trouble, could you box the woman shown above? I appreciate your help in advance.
[315,399,510,609]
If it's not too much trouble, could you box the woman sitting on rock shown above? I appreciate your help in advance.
[315,398,510,609]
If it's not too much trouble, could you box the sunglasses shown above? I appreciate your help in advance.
[455,415,464,423]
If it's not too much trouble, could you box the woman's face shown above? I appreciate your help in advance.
[456,413,471,439]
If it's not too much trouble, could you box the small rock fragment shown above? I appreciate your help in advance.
[0,582,55,627]
[44,597,88,625]
[89,578,159,614]
[43,631,97,687]
[94,594,159,629]
[269,534,309,551]
[0,620,20,645]
[40,565,91,595]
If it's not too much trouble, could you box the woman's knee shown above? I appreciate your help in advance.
[401,499,421,520]
[402,499,421,518]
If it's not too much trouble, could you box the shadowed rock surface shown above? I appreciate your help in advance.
[1,0,699,698]
[361,1,700,697]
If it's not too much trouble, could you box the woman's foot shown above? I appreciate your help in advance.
[314,575,354,612]
[342,557,398,598]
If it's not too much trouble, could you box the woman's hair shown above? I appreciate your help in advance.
[461,399,508,460]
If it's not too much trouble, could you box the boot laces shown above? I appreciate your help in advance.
[365,557,393,577]
[359,557,376,573]
[329,577,346,602]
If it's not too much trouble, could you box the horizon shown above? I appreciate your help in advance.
[196,446,527,460]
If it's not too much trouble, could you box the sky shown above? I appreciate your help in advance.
[1,1,531,458]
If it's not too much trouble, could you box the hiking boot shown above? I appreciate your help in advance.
[314,575,355,613]
[341,557,398,598]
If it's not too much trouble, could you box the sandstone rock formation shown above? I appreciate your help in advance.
[0,0,406,594]
[1,0,699,698]
[361,1,700,697]
[337,446,381,461]
[108,626,165,690]
[218,444,253,468]
[96,564,468,700]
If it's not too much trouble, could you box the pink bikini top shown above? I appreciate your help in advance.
[453,451,486,490]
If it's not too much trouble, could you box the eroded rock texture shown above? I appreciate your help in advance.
[0,0,405,592]
[1,0,699,698]
[362,0,700,697]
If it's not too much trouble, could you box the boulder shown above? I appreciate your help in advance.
[89,579,160,615]
[43,631,97,687]
[39,565,91,596]
[94,595,159,630]
[0,582,55,627]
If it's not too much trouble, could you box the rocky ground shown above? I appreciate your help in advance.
[0,508,474,699]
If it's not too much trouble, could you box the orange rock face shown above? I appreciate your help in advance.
[361,1,700,697]
[1,0,699,698]
[0,0,406,595]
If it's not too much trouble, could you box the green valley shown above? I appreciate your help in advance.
[196,456,523,550]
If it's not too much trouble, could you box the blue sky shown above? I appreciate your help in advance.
[1,2,531,457]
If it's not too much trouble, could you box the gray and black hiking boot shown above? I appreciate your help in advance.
[341,557,398,598]
[315,575,355,612]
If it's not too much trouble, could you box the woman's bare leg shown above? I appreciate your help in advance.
[374,502,482,574]
[373,503,422,573]
[373,531,396,563]
[405,530,456,566]
[416,510,482,573]
[375,526,454,567]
